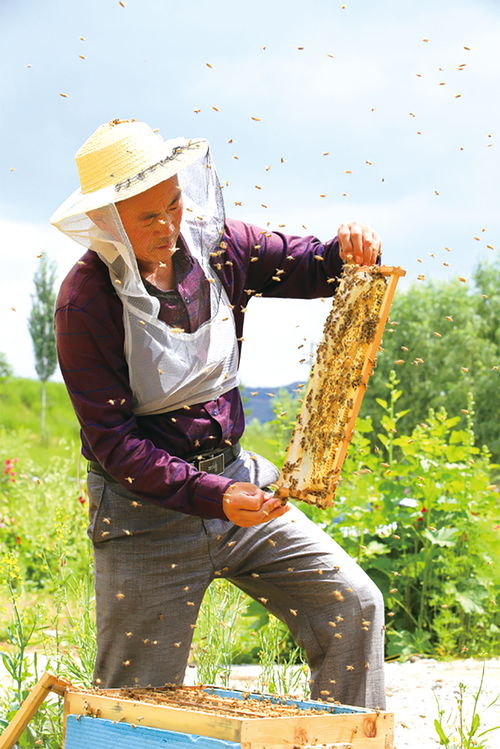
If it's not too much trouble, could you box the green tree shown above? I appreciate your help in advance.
[28,256,58,441]
[0,352,13,377]
[473,258,500,349]
[361,260,500,461]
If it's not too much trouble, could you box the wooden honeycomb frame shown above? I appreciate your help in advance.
[275,264,406,508]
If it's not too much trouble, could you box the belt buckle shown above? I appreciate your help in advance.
[198,452,225,475]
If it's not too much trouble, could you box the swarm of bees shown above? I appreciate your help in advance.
[275,263,405,508]
[84,685,331,715]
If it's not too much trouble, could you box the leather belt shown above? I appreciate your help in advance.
[185,442,241,474]
[87,442,241,480]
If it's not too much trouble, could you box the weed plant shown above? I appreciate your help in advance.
[256,614,308,697]
[245,373,500,659]
[434,664,499,748]
[0,555,63,747]
[192,579,247,686]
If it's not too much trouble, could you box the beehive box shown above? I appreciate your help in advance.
[63,686,394,748]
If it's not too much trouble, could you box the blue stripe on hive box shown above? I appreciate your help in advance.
[64,715,242,748]
[204,687,360,713]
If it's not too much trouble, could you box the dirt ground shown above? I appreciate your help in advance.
[383,658,499,748]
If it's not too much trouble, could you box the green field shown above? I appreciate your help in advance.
[0,373,499,745]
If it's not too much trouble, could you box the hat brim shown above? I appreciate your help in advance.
[51,137,209,227]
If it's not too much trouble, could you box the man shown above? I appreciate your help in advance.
[52,119,385,708]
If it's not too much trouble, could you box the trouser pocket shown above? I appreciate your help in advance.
[87,471,106,543]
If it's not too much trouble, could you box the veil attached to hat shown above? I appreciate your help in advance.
[51,136,240,415]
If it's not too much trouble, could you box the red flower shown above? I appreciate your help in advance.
[421,507,428,513]
[78,496,86,505]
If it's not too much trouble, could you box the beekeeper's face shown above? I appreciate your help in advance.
[116,176,183,267]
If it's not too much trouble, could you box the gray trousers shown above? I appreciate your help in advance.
[87,450,385,708]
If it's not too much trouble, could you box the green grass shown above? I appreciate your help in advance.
[0,377,79,439]
[0,377,80,466]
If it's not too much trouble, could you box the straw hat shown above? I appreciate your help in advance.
[51,119,208,224]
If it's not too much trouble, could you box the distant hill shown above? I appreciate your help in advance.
[240,382,302,423]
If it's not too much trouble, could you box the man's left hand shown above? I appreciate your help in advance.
[337,222,381,266]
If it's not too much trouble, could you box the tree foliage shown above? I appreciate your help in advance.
[28,256,58,441]
[0,352,13,377]
[28,255,57,383]
[360,258,500,461]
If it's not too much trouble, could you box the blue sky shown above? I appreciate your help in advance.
[1,0,499,386]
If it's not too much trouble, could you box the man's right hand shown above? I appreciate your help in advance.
[222,482,290,527]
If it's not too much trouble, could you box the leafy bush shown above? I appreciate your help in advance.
[0,428,90,594]
[362,260,500,463]
[299,373,500,658]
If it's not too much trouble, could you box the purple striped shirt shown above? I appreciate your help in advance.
[55,218,344,518]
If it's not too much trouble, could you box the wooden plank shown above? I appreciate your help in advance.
[240,711,393,748]
[374,265,406,277]
[243,744,379,749]
[241,745,353,749]
[0,672,69,749]
[244,743,387,749]
[64,715,241,748]
[64,691,243,742]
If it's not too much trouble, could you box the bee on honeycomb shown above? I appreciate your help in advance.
[275,264,405,508]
